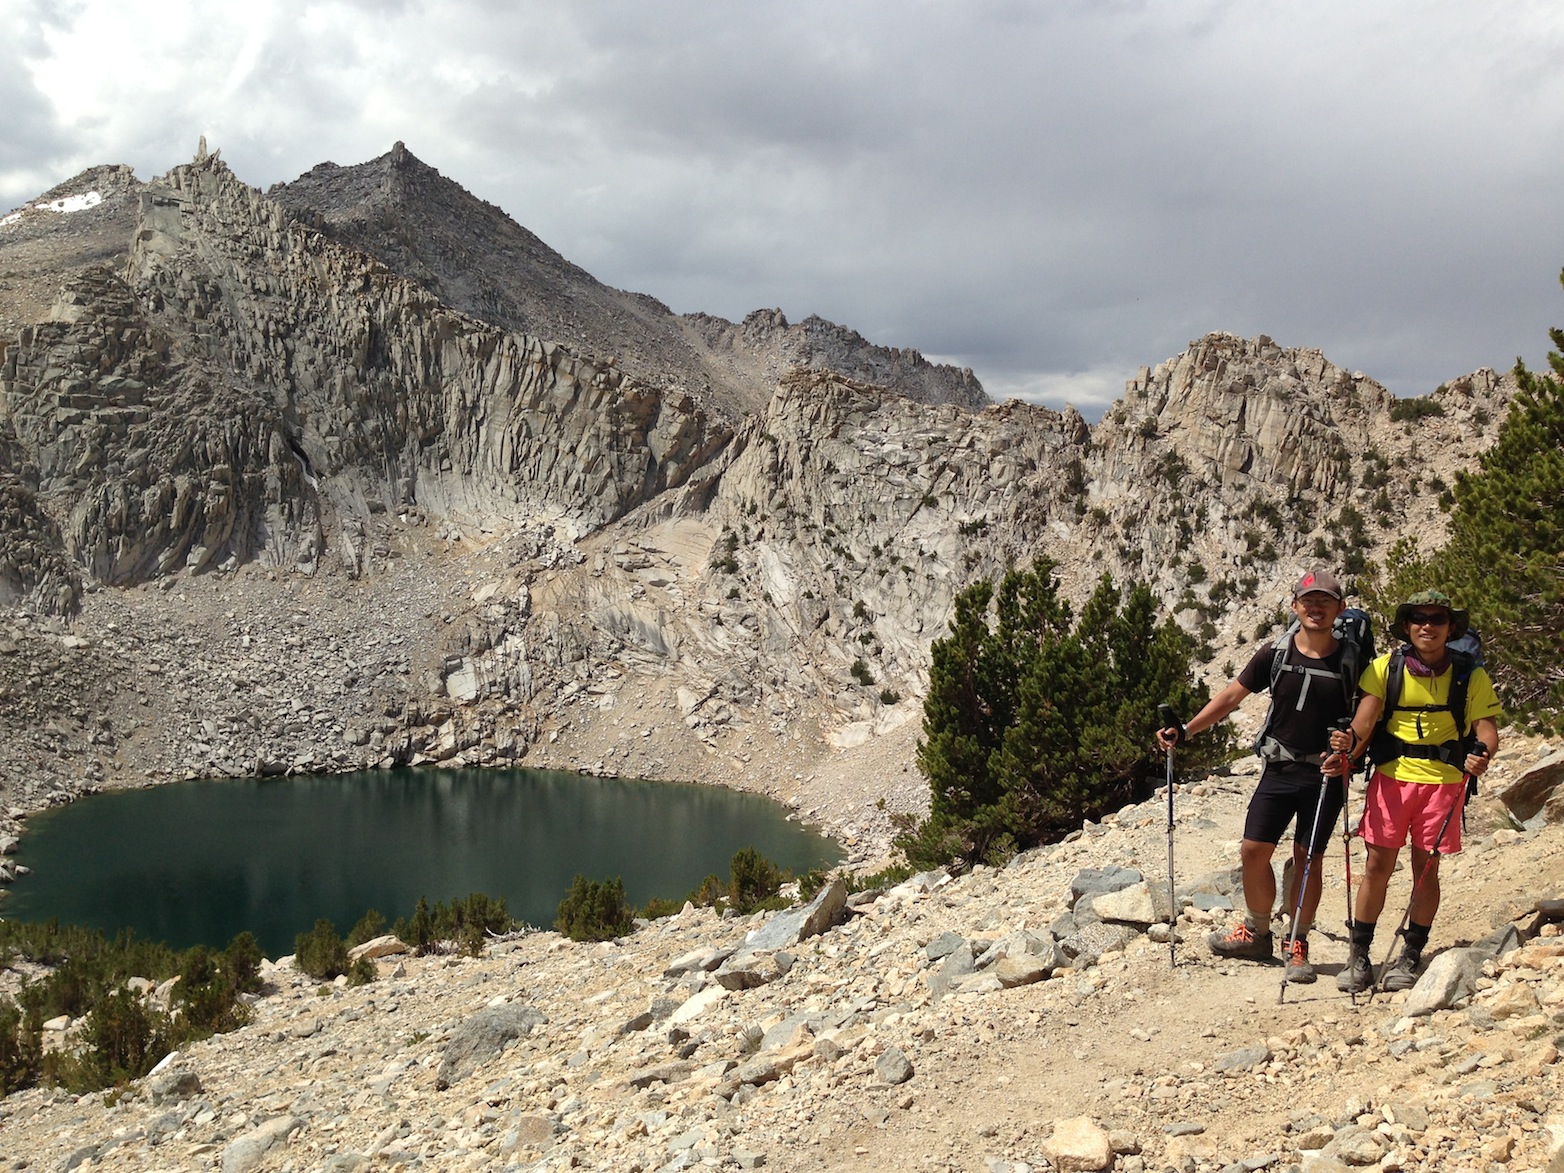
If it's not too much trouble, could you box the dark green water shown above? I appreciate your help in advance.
[2,768,840,957]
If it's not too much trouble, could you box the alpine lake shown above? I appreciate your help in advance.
[1,768,842,957]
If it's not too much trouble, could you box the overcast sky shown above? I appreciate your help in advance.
[4,1,1563,415]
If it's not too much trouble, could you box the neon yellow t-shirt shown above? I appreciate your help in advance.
[1359,652,1503,784]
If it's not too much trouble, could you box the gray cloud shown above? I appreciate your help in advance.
[5,1,1564,415]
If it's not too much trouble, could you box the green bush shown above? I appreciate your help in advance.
[347,909,387,947]
[850,658,874,686]
[43,989,169,1093]
[726,847,785,914]
[1389,396,1446,422]
[641,896,685,920]
[388,893,513,956]
[0,921,265,1095]
[897,560,1226,869]
[0,999,40,1096]
[555,876,635,942]
[294,919,350,981]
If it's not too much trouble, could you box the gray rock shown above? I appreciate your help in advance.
[1495,748,1564,822]
[1402,948,1485,1017]
[875,1045,914,1085]
[146,1067,203,1104]
[738,878,847,955]
[435,1003,545,1089]
[321,1155,370,1172]
[928,943,976,999]
[1069,866,1143,907]
[221,1114,299,1173]
[625,1060,696,1090]
[664,946,733,976]
[992,955,1053,987]
[1472,923,1522,959]
[1213,1044,1270,1072]
[1319,1124,1385,1165]
[1090,880,1172,925]
[715,951,794,990]
[925,930,965,961]
[761,1012,826,1050]
[1058,922,1139,966]
[1381,1102,1428,1132]
[499,1114,558,1151]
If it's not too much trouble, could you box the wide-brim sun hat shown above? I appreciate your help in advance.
[1392,589,1470,642]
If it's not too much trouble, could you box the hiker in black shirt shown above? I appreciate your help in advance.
[1157,570,1353,982]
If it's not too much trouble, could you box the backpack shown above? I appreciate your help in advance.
[1254,607,1375,763]
[1367,629,1485,769]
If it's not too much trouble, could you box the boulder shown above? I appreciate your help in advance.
[1496,749,1564,823]
[1402,947,1485,1017]
[435,1004,546,1089]
[875,1046,914,1085]
[1044,1116,1113,1172]
[347,934,409,961]
[715,951,794,990]
[1090,880,1172,925]
[1213,1044,1270,1073]
[1069,866,1142,907]
[146,1068,203,1103]
[737,879,847,955]
[222,1115,299,1173]
[1058,922,1139,967]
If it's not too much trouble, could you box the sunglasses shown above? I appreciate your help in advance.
[1406,612,1450,627]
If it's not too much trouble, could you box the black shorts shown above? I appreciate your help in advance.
[1242,762,1346,854]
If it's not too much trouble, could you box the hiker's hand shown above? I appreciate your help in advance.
[1465,745,1492,776]
[1328,728,1357,755]
[1156,726,1184,751]
[1321,752,1348,778]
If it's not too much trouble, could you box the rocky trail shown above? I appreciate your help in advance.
[3,738,1562,1173]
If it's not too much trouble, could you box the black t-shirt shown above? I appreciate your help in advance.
[1237,637,1350,756]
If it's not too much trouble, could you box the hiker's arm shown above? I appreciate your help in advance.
[1466,717,1499,776]
[1329,692,1383,760]
[1157,679,1251,748]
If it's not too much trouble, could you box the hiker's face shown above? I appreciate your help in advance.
[1406,607,1452,657]
[1291,592,1342,630]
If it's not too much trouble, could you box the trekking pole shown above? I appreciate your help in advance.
[1366,752,1481,1002]
[1158,704,1185,970]
[1337,721,1364,1006]
[1279,753,1341,1004]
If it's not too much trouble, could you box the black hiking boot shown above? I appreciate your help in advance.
[1336,946,1373,993]
[1207,921,1273,961]
[1283,936,1316,983]
[1383,946,1422,991]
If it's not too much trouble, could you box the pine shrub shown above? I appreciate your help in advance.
[554,876,635,942]
[897,559,1226,869]
[294,919,350,981]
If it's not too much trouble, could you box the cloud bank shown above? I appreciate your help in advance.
[6,0,1564,416]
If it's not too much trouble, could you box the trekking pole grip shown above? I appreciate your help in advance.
[1159,705,1186,745]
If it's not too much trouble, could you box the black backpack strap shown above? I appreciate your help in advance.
[1369,646,1474,768]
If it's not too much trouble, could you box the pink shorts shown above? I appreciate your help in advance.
[1361,772,1465,854]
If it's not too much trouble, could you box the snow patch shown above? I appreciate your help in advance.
[41,191,103,214]
[2,191,105,230]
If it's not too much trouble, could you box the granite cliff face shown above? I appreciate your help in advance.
[0,145,1516,840]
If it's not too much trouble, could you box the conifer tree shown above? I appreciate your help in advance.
[901,560,1225,868]
[1366,267,1564,732]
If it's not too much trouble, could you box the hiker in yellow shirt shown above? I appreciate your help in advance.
[1331,590,1501,993]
